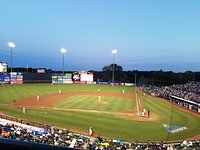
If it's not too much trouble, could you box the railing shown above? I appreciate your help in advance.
[0,114,51,129]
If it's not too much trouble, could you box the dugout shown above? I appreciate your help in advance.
[170,95,200,113]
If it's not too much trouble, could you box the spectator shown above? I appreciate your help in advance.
[1,119,200,149]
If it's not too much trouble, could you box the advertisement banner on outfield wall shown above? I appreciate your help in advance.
[86,81,96,84]
[52,74,60,84]
[110,82,120,85]
[10,72,23,84]
[11,78,23,84]
[63,73,72,80]
[52,75,58,84]
[52,73,72,84]
[124,83,135,86]
[0,75,10,83]
[73,81,87,84]
[4,75,10,83]
[0,75,5,82]
[63,81,73,84]
[97,82,110,85]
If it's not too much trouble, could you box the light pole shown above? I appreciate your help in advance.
[111,49,117,85]
[60,48,67,83]
[8,42,15,73]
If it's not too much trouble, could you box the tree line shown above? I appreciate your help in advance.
[92,64,200,86]
[8,64,200,87]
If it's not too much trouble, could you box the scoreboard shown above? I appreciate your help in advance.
[73,71,93,83]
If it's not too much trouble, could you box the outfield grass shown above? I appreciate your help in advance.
[0,84,133,103]
[0,105,168,141]
[0,84,200,142]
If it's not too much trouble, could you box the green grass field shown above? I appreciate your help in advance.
[56,95,136,112]
[0,84,200,142]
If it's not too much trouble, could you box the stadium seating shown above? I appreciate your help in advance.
[1,119,200,149]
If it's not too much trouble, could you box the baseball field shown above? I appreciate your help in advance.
[0,83,200,142]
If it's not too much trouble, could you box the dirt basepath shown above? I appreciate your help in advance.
[9,92,157,121]
[135,94,143,115]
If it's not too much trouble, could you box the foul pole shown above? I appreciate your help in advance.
[135,73,140,116]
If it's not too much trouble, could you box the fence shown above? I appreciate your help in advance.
[0,114,51,129]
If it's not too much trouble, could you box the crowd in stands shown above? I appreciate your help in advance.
[146,81,200,103]
[1,119,200,150]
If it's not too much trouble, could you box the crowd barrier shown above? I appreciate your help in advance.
[0,114,50,129]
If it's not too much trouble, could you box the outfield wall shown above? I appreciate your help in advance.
[1,72,135,85]
[23,72,52,83]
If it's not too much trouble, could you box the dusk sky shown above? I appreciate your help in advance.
[0,0,200,72]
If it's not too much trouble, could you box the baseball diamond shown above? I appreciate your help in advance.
[1,83,200,142]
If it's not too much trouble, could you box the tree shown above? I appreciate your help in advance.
[102,64,126,82]
[183,71,195,83]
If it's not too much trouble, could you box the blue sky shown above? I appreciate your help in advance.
[0,0,200,72]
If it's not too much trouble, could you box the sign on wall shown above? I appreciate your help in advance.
[10,72,23,84]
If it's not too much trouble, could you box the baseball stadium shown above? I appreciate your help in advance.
[0,64,200,149]
[1,1,200,149]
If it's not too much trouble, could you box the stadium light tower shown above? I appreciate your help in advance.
[112,49,117,85]
[8,42,15,73]
[60,48,67,82]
